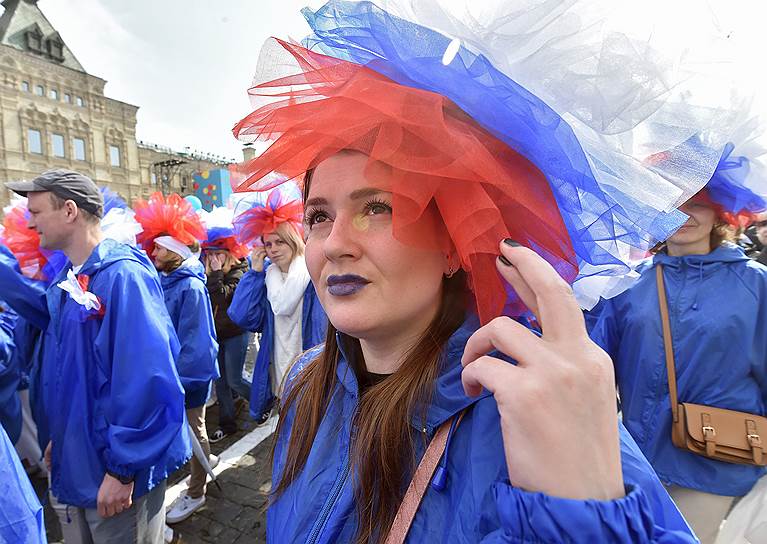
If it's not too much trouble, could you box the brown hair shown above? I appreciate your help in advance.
[49,192,100,225]
[270,165,469,542]
[158,238,200,273]
[271,270,468,543]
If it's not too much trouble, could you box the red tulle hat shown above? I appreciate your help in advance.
[233,189,304,248]
[2,205,47,280]
[133,192,207,252]
[231,40,575,323]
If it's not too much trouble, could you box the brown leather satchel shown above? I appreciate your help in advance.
[656,264,767,466]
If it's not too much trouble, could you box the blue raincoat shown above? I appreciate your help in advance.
[159,258,220,408]
[269,319,696,543]
[227,266,327,419]
[0,305,20,443]
[0,424,46,544]
[0,245,59,450]
[46,238,190,508]
[591,244,767,496]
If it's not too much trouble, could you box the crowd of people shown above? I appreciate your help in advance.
[2,1,767,543]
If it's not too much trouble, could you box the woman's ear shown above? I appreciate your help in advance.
[444,249,460,278]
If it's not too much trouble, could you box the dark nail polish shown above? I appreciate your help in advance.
[498,255,513,267]
[503,238,521,247]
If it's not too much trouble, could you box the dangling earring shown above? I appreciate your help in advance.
[445,255,458,278]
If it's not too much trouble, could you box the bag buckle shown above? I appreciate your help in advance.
[748,433,762,448]
[702,426,716,439]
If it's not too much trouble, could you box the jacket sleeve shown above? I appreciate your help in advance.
[95,267,187,478]
[484,424,696,543]
[175,285,220,394]
[589,296,621,363]
[206,264,245,309]
[0,246,49,331]
[0,425,46,544]
[0,309,21,443]
[227,269,268,333]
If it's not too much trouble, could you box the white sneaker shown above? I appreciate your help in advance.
[209,454,219,470]
[164,524,174,543]
[166,494,206,524]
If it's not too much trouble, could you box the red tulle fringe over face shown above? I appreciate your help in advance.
[2,206,48,280]
[133,192,207,252]
[231,39,576,323]
[202,236,249,260]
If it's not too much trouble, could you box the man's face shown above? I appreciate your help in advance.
[151,244,180,272]
[25,192,72,250]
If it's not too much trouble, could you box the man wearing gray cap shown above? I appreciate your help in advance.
[5,169,191,543]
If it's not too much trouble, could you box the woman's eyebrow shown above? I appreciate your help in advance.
[305,188,392,208]
[349,188,391,200]
[304,197,328,207]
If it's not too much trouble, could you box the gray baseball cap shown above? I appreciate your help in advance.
[5,169,104,218]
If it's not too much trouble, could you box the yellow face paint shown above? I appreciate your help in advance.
[352,213,370,232]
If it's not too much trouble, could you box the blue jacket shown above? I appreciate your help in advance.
[0,245,55,450]
[0,425,46,544]
[269,319,696,543]
[0,306,20,443]
[591,244,767,496]
[227,266,327,418]
[46,239,190,508]
[159,259,220,408]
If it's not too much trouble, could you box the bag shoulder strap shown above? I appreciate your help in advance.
[656,264,680,421]
[384,410,466,544]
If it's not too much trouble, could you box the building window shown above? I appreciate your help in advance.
[25,30,43,53]
[64,93,71,103]
[51,133,65,158]
[21,81,29,92]
[73,138,86,161]
[109,145,121,167]
[76,96,84,107]
[28,129,42,154]
[49,88,59,100]
[46,39,64,62]
[35,85,44,96]
[151,172,157,185]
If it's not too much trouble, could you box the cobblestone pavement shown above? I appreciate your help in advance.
[36,403,273,544]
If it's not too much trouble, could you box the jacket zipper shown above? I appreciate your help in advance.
[306,456,350,544]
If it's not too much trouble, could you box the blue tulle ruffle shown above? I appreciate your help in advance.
[708,143,766,215]
[302,0,686,276]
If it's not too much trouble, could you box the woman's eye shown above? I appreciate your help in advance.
[306,210,330,227]
[365,200,392,216]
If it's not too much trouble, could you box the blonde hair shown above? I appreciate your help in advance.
[265,222,305,258]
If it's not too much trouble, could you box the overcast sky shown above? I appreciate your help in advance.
[36,0,318,162]
[23,1,767,163]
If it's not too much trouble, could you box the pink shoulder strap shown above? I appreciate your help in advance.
[384,410,466,544]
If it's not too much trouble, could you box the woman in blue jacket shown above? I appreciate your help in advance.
[229,190,327,424]
[134,192,220,524]
[591,147,767,542]
[223,2,726,540]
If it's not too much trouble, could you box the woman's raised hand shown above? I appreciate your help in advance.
[251,246,267,273]
[461,240,624,501]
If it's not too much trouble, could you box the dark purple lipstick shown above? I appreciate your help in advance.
[327,274,370,296]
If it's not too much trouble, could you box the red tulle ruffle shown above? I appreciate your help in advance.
[1,206,48,280]
[231,39,576,322]
[133,192,207,252]
[202,236,249,259]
